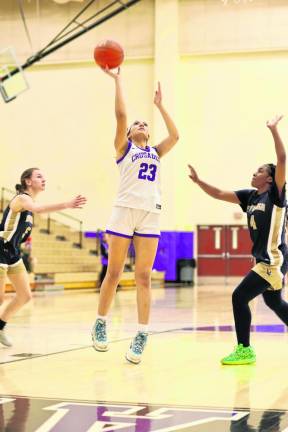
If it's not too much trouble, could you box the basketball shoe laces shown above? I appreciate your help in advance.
[132,332,147,354]
[96,320,106,342]
[231,344,252,359]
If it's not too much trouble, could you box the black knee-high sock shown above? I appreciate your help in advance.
[232,271,270,347]
[0,319,7,330]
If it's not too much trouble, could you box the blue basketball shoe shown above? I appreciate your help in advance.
[91,318,108,351]
[126,331,148,364]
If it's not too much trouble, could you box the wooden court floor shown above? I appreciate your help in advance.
[0,284,287,431]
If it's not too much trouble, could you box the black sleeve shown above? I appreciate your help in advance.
[269,182,286,207]
[235,189,255,213]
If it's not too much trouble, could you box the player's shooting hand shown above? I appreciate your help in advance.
[154,82,162,107]
[102,66,121,80]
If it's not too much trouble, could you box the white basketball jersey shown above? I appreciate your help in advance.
[114,141,161,213]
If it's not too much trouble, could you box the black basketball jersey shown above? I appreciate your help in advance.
[235,183,287,266]
[0,194,33,252]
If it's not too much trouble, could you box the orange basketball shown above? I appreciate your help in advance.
[94,40,124,69]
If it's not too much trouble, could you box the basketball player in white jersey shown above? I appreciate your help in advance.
[92,67,179,364]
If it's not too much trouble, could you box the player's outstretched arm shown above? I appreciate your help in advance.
[154,82,179,158]
[11,194,87,214]
[266,115,286,194]
[188,165,239,204]
[101,66,128,157]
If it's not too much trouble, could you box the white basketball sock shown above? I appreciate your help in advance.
[138,324,148,333]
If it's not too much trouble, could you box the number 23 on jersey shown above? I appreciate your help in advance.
[138,163,157,182]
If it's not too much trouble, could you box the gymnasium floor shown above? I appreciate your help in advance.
[0,284,287,432]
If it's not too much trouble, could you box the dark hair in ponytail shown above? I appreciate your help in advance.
[266,163,276,182]
[15,167,39,194]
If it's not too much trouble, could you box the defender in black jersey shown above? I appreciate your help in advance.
[189,114,288,365]
[0,168,86,347]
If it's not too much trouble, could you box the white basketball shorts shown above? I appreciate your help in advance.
[106,206,160,239]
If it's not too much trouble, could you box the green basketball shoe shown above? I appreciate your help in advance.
[221,344,256,365]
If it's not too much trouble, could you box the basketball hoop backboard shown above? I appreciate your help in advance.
[0,47,29,103]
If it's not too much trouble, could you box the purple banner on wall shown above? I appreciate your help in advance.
[84,230,194,282]
[153,231,194,281]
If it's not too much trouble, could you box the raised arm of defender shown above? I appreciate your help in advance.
[11,194,87,214]
[266,115,286,195]
[188,164,240,204]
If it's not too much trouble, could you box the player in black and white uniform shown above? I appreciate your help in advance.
[188,115,288,365]
[92,67,179,364]
[0,167,86,347]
